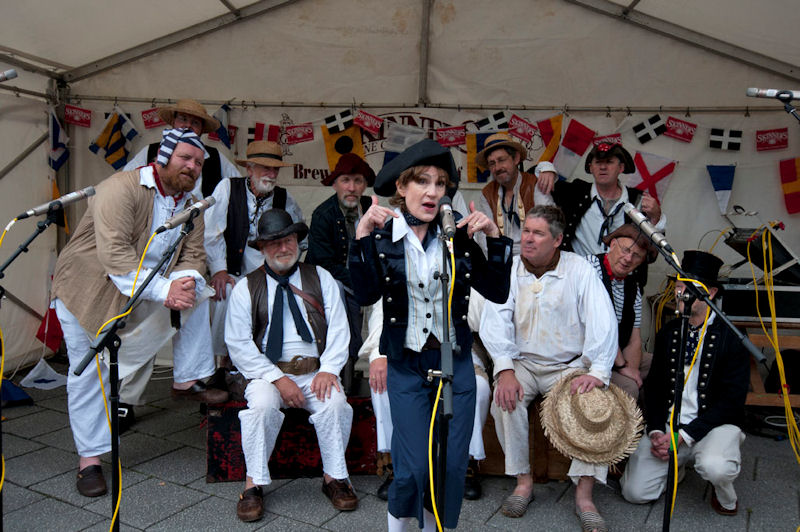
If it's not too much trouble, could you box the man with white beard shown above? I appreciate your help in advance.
[204,141,305,359]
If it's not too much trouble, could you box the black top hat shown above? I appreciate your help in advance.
[373,139,460,197]
[247,209,309,249]
[585,142,635,174]
[680,250,724,289]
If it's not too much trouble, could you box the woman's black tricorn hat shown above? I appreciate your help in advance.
[373,139,460,197]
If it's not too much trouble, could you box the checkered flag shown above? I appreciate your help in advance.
[632,114,666,144]
[709,128,742,151]
[475,111,509,132]
[324,109,354,134]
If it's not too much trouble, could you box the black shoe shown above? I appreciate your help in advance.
[377,471,393,501]
[118,403,135,434]
[463,459,482,500]
[76,465,107,497]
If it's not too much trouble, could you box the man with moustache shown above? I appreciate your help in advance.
[224,209,357,521]
[204,140,305,359]
[51,128,227,497]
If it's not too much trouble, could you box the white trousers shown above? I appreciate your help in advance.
[55,297,214,457]
[621,424,744,510]
[490,358,607,484]
[239,374,353,486]
[371,368,491,460]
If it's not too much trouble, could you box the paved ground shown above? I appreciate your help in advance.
[2,360,799,531]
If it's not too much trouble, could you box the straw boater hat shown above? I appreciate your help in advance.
[540,370,643,465]
[235,141,294,168]
[157,99,220,134]
[248,209,308,249]
[322,153,376,187]
[584,141,635,174]
[475,132,527,171]
[373,139,459,197]
[602,223,658,264]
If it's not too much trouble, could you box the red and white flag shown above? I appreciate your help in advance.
[435,125,466,147]
[663,116,697,143]
[627,151,677,202]
[141,108,165,129]
[593,133,621,146]
[508,114,537,142]
[248,123,281,144]
[553,118,595,178]
[756,127,788,151]
[353,110,383,136]
[64,104,92,128]
[285,123,315,145]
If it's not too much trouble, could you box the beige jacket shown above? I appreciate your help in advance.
[51,169,206,334]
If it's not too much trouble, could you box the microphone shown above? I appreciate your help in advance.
[16,186,96,220]
[155,197,215,234]
[438,196,456,238]
[746,87,800,100]
[0,69,18,82]
[622,202,677,256]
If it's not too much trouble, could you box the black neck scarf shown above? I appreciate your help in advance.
[263,261,314,362]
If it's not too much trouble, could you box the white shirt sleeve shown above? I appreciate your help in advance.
[122,146,150,171]
[204,178,232,276]
[108,268,206,304]
[577,261,619,385]
[284,192,308,251]
[316,267,350,375]
[358,300,386,363]
[480,270,521,377]
[219,153,241,179]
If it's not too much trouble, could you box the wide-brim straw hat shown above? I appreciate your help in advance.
[235,140,294,168]
[540,370,643,465]
[475,132,527,171]
[157,99,220,134]
[247,209,308,249]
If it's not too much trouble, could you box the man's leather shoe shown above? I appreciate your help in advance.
[322,478,358,511]
[463,459,482,500]
[76,465,107,497]
[377,471,393,501]
[236,486,264,522]
[118,403,135,434]
[710,487,738,516]
[171,381,229,404]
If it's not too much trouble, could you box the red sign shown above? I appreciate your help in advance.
[435,126,466,147]
[593,133,622,146]
[141,108,166,129]
[285,123,315,145]
[756,127,789,151]
[64,104,91,128]
[663,116,697,143]
[508,114,537,142]
[353,110,383,135]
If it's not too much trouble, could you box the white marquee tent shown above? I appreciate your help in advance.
[2,0,800,371]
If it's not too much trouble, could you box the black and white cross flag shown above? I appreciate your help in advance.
[632,114,666,144]
[324,109,354,133]
[709,128,742,151]
[475,111,509,131]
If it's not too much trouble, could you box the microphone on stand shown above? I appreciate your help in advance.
[0,69,18,82]
[623,202,679,265]
[16,186,96,220]
[438,196,456,238]
[746,87,800,100]
[155,197,215,234]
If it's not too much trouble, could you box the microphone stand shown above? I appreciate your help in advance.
[0,207,64,530]
[73,213,200,532]
[775,92,800,125]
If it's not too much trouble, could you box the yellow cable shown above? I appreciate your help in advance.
[707,226,732,253]
[0,218,15,495]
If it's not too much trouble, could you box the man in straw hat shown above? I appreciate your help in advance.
[621,250,749,516]
[552,141,665,257]
[124,98,239,199]
[51,128,228,498]
[204,140,305,359]
[480,205,617,527]
[475,132,556,256]
[588,223,658,399]
[225,209,357,521]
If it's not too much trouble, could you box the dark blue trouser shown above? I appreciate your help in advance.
[387,348,476,529]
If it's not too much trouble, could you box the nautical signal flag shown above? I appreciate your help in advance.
[632,114,666,144]
[627,151,677,202]
[208,104,232,148]
[553,119,595,179]
[536,114,563,163]
[49,110,69,171]
[247,123,280,144]
[707,165,735,215]
[321,124,364,172]
[466,132,494,183]
[88,106,139,170]
[779,157,800,214]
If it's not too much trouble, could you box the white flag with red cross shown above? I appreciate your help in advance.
[626,151,677,202]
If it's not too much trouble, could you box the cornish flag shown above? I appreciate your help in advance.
[707,165,735,214]
[209,104,232,148]
[709,128,742,151]
[552,119,595,179]
[49,110,69,171]
[475,111,509,132]
[324,109,354,134]
[627,151,677,202]
[632,114,666,144]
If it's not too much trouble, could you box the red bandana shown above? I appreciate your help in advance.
[603,254,626,281]
[150,163,186,203]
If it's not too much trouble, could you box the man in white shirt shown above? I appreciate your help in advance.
[480,205,617,527]
[224,209,356,522]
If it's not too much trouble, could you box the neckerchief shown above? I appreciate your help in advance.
[521,250,560,278]
[595,197,625,245]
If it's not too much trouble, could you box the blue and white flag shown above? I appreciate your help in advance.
[707,165,735,214]
[49,110,69,171]
[211,104,232,148]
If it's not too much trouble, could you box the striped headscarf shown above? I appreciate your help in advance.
[156,128,208,166]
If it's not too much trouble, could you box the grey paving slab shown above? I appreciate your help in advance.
[0,402,42,420]
[81,521,144,532]
[739,479,800,531]
[117,430,182,466]
[321,493,387,531]
[2,407,69,438]
[29,465,148,508]
[258,515,324,531]
[162,421,207,450]
[754,454,800,483]
[18,382,68,402]
[149,394,207,414]
[83,478,209,529]
[3,497,105,532]
[2,431,45,458]
[37,395,70,413]
[486,478,572,530]
[148,494,271,531]
[5,445,76,487]
[458,475,515,525]
[187,477,292,502]
[1,480,45,513]
[260,477,339,526]
[132,446,207,485]
[131,408,203,437]
[32,425,78,452]
[348,472,384,498]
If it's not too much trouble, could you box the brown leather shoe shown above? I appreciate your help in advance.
[236,486,264,522]
[710,487,738,516]
[322,478,358,511]
[76,465,107,497]
[171,381,229,404]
